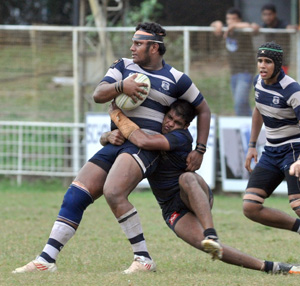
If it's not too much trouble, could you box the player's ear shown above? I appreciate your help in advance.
[184,123,190,129]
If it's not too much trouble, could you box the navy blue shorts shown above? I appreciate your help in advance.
[160,187,214,233]
[247,142,300,196]
[88,140,160,178]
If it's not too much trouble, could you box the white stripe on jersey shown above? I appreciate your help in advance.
[256,102,296,120]
[265,124,300,140]
[287,91,300,107]
[147,88,176,106]
[179,82,200,103]
[124,106,164,123]
[279,74,296,89]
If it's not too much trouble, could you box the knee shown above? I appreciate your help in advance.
[58,181,93,226]
[103,185,125,207]
[243,201,258,219]
[243,192,265,219]
[179,172,195,188]
[290,198,300,217]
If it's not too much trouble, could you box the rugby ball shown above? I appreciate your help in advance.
[115,73,151,111]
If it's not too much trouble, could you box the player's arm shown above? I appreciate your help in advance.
[185,99,211,172]
[93,74,146,104]
[244,107,263,172]
[109,105,170,151]
[129,130,170,151]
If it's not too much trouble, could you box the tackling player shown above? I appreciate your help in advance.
[108,99,300,274]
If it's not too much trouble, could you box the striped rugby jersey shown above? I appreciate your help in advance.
[101,58,204,134]
[254,70,300,146]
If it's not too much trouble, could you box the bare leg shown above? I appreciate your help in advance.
[243,188,298,230]
[179,172,214,231]
[103,153,155,271]
[175,213,264,271]
[103,153,143,217]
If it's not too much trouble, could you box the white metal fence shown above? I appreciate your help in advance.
[0,121,85,183]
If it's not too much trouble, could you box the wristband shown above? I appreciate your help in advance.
[195,143,206,155]
[248,141,256,148]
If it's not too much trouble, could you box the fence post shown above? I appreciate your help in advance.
[17,125,23,185]
[73,28,80,173]
[183,27,190,76]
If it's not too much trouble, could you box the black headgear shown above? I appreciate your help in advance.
[257,42,283,78]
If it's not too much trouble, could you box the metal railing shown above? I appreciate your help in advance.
[0,121,85,184]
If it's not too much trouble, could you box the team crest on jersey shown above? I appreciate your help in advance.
[161,81,170,91]
[272,96,280,105]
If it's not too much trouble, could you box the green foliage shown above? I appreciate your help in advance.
[127,0,163,25]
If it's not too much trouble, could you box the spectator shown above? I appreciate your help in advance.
[211,7,259,116]
[261,3,298,74]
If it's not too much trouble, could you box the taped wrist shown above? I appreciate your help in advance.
[110,109,139,139]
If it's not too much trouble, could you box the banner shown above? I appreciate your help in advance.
[218,116,287,194]
[85,113,217,189]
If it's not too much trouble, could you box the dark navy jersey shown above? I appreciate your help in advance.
[147,129,193,203]
[101,58,204,134]
[254,69,300,146]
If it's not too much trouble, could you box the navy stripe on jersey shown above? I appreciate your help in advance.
[100,58,204,133]
[262,115,298,129]
[140,97,168,114]
[254,70,300,146]
[267,133,300,145]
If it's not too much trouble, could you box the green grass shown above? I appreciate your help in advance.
[1,178,299,286]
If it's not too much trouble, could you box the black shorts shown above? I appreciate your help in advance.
[161,187,214,233]
[247,166,300,196]
[89,140,160,178]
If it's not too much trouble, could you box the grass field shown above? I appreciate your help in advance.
[1,178,300,286]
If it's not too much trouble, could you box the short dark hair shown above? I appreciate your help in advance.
[135,22,166,55]
[261,3,277,13]
[226,7,242,19]
[168,100,196,125]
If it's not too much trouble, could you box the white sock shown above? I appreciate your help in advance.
[37,221,75,263]
[117,207,151,259]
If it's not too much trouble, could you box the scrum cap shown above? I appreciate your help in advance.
[257,42,283,78]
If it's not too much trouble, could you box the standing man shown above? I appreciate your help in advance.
[12,22,211,274]
[107,100,300,274]
[211,7,259,116]
[243,42,300,241]
[260,3,297,74]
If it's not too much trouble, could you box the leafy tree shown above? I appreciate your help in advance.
[126,0,163,26]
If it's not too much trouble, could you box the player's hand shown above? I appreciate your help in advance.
[185,150,203,171]
[108,100,120,115]
[106,129,125,146]
[123,74,148,102]
[289,160,300,180]
[244,148,258,173]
